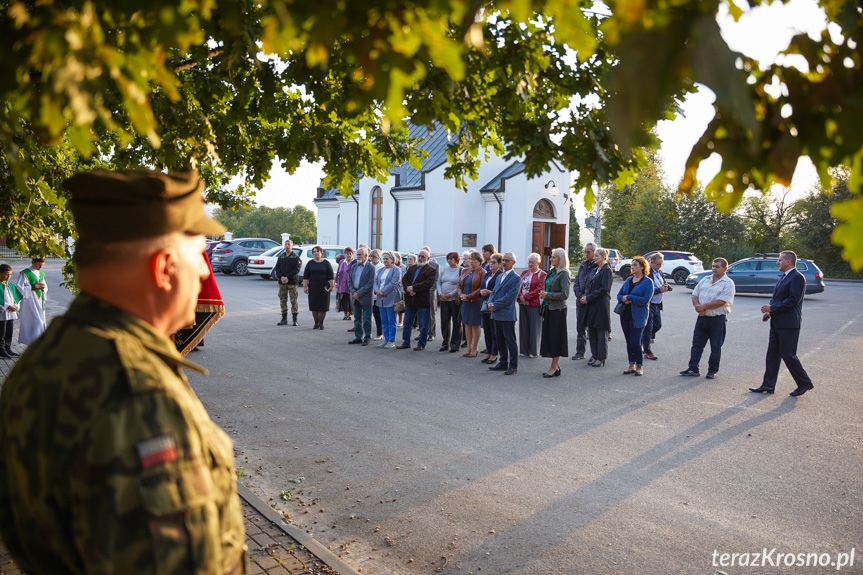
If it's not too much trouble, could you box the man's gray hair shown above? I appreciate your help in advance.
[584,242,596,251]
[356,246,367,256]
[649,252,664,263]
[780,250,797,265]
[504,251,516,263]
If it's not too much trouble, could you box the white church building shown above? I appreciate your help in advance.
[314,123,571,268]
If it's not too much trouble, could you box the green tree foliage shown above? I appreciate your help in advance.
[212,205,317,244]
[739,188,798,254]
[1,0,862,271]
[789,169,861,276]
[568,204,583,267]
[602,152,746,264]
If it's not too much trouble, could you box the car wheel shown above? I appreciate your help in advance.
[618,265,631,279]
[233,260,249,276]
[221,268,232,275]
[259,274,271,280]
[673,268,689,285]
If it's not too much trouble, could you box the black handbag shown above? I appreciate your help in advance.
[613,301,626,315]
[539,304,547,319]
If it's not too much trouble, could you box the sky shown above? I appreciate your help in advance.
[246,0,829,217]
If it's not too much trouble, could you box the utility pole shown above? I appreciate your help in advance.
[593,183,602,246]
[584,183,602,246]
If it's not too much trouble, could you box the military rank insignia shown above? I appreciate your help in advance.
[136,435,179,469]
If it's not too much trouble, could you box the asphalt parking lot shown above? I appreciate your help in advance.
[193,270,862,575]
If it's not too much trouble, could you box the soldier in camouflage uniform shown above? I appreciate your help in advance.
[0,169,247,574]
[274,238,301,326]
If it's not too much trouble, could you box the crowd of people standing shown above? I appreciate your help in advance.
[272,240,814,394]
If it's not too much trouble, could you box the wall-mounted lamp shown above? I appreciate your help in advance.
[545,180,560,197]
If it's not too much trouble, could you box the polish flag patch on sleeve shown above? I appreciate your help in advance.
[136,435,179,469]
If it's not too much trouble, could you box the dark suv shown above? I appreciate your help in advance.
[210,237,280,276]
[685,253,826,294]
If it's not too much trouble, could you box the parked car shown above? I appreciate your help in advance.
[204,240,219,258]
[210,237,280,276]
[616,250,704,284]
[247,245,303,279]
[606,248,624,271]
[685,254,826,294]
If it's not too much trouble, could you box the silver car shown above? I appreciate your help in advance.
[210,237,280,276]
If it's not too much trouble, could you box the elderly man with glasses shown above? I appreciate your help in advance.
[396,249,437,350]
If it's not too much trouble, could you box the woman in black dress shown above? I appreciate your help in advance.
[303,246,335,329]
[539,248,571,377]
[581,247,613,367]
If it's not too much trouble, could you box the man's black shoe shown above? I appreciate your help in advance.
[361,340,370,346]
[349,339,362,344]
[679,369,700,376]
[748,385,775,394]
[705,372,717,379]
[504,368,518,375]
[571,353,585,360]
[790,383,814,397]
[6,349,19,357]
[488,363,507,371]
[396,344,411,349]
[0,350,10,359]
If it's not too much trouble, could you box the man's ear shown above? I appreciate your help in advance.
[149,248,175,291]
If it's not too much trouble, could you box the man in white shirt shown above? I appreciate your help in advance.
[680,258,735,379]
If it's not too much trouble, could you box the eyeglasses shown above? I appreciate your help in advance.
[502,258,514,262]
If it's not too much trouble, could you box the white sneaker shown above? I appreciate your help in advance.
[377,341,388,348]
[385,341,396,348]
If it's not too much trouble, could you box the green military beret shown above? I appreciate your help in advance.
[63,168,226,241]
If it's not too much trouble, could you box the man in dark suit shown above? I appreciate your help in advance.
[487,252,521,375]
[750,251,814,397]
[397,249,437,350]
[348,247,376,345]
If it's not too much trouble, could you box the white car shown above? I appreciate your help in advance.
[615,250,704,285]
[247,245,302,279]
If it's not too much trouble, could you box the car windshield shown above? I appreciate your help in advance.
[261,246,283,257]
[215,242,233,249]
[683,254,699,261]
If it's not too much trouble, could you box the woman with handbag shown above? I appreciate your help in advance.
[518,252,547,358]
[616,255,654,376]
[437,252,463,352]
[457,252,486,358]
[581,247,613,367]
[539,248,570,378]
[478,253,503,364]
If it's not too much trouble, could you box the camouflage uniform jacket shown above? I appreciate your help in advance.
[0,293,246,574]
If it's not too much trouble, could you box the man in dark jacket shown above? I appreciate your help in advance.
[571,243,597,360]
[397,249,437,350]
[750,250,814,396]
[274,239,302,325]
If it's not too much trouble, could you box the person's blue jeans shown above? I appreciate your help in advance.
[620,317,646,366]
[352,300,372,341]
[688,315,726,374]
[379,305,397,342]
[642,303,662,353]
[401,305,429,347]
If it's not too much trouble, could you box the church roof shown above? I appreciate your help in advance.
[479,161,526,194]
[315,121,453,199]
[390,122,452,190]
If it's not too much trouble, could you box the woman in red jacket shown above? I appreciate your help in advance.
[518,252,547,358]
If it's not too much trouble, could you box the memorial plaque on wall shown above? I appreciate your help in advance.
[462,233,477,247]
